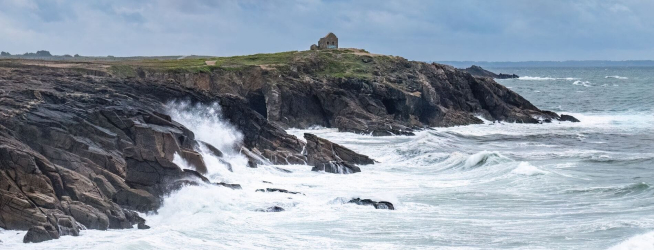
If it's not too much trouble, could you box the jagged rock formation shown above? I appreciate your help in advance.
[304,133,375,174]
[132,50,573,135]
[0,49,576,242]
[462,65,519,79]
[0,63,361,242]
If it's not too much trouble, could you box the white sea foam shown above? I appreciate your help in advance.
[605,75,629,80]
[609,230,654,250]
[1,100,651,249]
[573,80,592,87]
[511,162,548,176]
[519,76,578,81]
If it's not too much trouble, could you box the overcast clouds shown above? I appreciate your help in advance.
[1,0,653,61]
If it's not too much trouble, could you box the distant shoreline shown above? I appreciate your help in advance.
[436,60,654,68]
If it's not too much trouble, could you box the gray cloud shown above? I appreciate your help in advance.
[0,0,653,61]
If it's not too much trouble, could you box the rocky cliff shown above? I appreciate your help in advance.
[0,49,576,243]
[122,49,569,135]
[0,62,369,243]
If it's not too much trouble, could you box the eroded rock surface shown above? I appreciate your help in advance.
[0,63,368,242]
[304,133,375,174]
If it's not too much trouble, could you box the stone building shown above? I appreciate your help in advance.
[311,32,338,50]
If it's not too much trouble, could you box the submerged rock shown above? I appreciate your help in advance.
[256,188,303,195]
[348,198,395,210]
[214,182,242,190]
[256,206,285,212]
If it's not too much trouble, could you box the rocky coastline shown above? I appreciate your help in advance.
[0,49,577,243]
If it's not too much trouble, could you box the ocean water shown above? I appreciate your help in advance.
[1,67,653,249]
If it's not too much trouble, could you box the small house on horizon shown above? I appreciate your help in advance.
[310,32,338,50]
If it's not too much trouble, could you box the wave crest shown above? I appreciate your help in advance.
[519,76,578,81]
[605,75,628,80]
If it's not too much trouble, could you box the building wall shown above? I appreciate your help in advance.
[318,34,338,49]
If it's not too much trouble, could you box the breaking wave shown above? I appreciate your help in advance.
[605,75,629,80]
[519,76,578,81]
[609,230,654,250]
[573,80,592,87]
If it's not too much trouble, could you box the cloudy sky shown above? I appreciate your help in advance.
[1,0,652,61]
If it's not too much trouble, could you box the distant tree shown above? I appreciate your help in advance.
[0,51,10,56]
[63,54,72,57]
[74,54,80,57]
[107,55,115,58]
[35,50,52,57]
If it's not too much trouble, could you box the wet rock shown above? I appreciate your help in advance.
[181,150,208,174]
[214,182,242,190]
[52,215,80,237]
[304,133,374,174]
[137,222,150,229]
[199,140,223,157]
[559,114,580,122]
[23,226,58,243]
[274,167,292,173]
[256,206,285,212]
[348,198,395,210]
[256,188,303,195]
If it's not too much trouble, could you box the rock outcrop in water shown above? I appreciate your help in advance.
[462,65,519,79]
[304,133,375,174]
[348,198,395,210]
[0,49,576,242]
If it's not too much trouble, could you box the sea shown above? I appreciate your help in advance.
[1,66,653,249]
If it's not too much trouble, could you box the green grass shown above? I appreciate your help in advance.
[315,51,375,79]
[106,49,394,79]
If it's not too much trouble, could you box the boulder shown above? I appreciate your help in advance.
[304,133,374,174]
[23,226,58,243]
[181,150,208,174]
[348,198,395,210]
[256,206,285,212]
[559,114,580,122]
[137,222,150,229]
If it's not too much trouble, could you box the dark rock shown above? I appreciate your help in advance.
[256,188,303,195]
[52,215,80,237]
[463,65,519,79]
[348,198,395,210]
[304,133,374,174]
[137,222,150,229]
[23,226,58,243]
[199,140,223,157]
[559,114,580,122]
[256,206,285,212]
[213,182,242,190]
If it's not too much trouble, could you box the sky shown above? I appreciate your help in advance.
[1,0,653,61]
